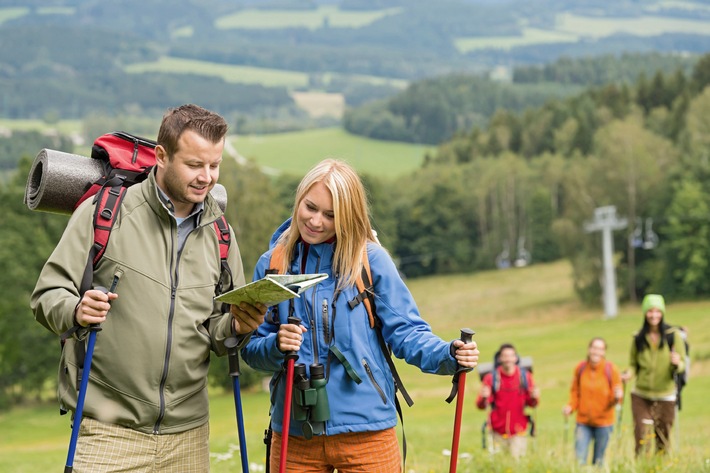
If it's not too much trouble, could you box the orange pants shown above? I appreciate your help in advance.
[271,427,401,473]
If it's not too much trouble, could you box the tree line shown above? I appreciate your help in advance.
[2,52,710,409]
[343,53,700,145]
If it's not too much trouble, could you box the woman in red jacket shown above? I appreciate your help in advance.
[563,337,623,466]
[476,344,539,459]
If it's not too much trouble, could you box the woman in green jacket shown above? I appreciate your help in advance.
[622,294,686,456]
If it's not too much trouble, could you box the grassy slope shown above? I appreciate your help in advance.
[232,127,432,178]
[1,260,708,472]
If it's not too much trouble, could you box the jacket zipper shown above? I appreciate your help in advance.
[322,299,330,344]
[305,255,321,364]
[153,220,179,434]
[362,359,387,404]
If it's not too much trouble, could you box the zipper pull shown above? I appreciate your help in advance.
[322,299,330,344]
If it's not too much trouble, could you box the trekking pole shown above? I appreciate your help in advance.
[64,281,117,473]
[446,328,475,473]
[279,316,301,473]
[563,413,568,447]
[225,336,249,473]
[616,379,626,436]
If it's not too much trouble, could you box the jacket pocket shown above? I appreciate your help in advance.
[362,358,387,404]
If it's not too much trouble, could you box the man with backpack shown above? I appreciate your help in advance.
[476,343,539,459]
[31,104,266,472]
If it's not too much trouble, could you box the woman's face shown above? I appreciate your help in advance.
[645,307,663,327]
[587,339,606,365]
[296,181,336,245]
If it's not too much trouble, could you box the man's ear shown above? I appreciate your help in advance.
[155,145,167,168]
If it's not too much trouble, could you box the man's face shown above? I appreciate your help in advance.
[498,347,518,371]
[156,129,223,218]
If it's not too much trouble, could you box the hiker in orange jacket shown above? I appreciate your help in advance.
[563,337,623,466]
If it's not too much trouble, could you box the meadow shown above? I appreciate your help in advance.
[214,5,402,31]
[231,127,432,178]
[1,260,709,472]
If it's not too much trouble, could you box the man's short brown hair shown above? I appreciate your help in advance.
[157,104,228,158]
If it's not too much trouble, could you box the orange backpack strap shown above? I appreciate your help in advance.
[268,244,287,275]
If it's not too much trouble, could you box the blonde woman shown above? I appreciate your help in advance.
[242,159,479,472]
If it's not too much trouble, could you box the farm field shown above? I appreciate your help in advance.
[124,56,407,90]
[231,127,432,178]
[215,5,402,31]
[455,11,710,52]
[0,119,83,135]
[1,260,709,472]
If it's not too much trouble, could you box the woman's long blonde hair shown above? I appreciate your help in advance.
[275,159,378,290]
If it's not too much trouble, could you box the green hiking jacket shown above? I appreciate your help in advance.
[629,328,686,400]
[31,170,246,434]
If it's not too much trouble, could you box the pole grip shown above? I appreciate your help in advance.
[460,328,475,344]
[284,317,302,361]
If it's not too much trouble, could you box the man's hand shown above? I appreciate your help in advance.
[230,302,266,334]
[75,289,118,327]
[530,386,541,399]
[480,384,492,399]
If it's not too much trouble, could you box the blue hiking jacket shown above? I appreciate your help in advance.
[241,221,459,436]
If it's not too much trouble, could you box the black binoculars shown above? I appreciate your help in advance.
[292,362,330,439]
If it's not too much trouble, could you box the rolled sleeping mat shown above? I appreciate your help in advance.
[24,148,228,215]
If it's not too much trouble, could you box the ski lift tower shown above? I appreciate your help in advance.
[584,206,628,318]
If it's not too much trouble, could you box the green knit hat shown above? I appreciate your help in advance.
[641,294,666,316]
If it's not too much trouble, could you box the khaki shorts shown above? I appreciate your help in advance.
[72,417,209,472]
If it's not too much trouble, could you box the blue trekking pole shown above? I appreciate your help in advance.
[225,336,249,473]
[65,282,116,473]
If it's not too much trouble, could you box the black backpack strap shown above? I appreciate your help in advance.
[360,264,414,408]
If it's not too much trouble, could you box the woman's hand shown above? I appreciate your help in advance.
[670,350,681,367]
[453,339,479,369]
[278,322,308,352]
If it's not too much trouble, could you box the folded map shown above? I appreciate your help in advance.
[215,273,329,307]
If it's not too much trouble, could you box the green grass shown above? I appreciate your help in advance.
[0,7,28,25]
[215,5,402,31]
[456,12,710,53]
[2,260,709,472]
[456,27,579,53]
[125,57,311,88]
[231,127,432,178]
[124,56,407,90]
[0,118,83,135]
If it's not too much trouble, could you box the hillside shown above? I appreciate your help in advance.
[2,260,708,472]
[1,0,710,126]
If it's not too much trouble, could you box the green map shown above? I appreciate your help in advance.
[215,273,328,307]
